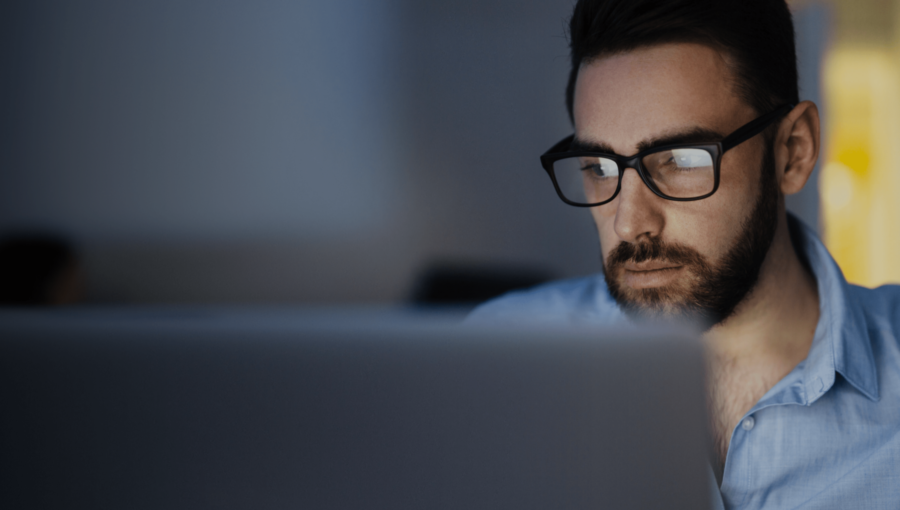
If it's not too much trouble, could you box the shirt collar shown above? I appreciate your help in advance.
[788,214,879,403]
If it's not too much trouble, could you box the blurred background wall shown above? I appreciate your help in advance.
[0,0,886,305]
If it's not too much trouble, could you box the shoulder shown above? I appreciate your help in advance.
[851,283,900,330]
[465,273,624,326]
[847,284,900,355]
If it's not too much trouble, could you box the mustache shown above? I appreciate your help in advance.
[605,238,705,268]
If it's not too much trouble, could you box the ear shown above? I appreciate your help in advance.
[775,101,820,195]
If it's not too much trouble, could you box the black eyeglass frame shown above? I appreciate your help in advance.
[540,104,796,207]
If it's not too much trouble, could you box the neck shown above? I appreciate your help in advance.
[703,212,820,477]
[704,212,820,368]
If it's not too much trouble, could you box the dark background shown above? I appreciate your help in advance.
[0,0,826,304]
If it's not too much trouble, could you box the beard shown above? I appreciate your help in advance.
[603,143,779,329]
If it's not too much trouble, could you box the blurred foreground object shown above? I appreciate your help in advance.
[0,308,709,509]
[410,262,552,308]
[0,234,84,306]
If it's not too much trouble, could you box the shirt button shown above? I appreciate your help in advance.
[742,416,755,431]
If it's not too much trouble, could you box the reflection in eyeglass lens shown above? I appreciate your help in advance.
[643,149,714,198]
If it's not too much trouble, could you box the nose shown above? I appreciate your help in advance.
[612,167,666,243]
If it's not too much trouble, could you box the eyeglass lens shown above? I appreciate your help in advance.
[552,148,715,204]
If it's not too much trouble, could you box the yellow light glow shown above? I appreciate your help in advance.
[821,162,855,210]
[822,49,900,287]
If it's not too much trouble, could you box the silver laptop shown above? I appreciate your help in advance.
[0,308,710,509]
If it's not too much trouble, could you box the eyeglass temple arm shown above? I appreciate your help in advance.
[720,104,795,151]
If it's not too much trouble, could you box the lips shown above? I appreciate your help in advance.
[605,239,701,291]
[623,260,683,272]
[621,261,685,289]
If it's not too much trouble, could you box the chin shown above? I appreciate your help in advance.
[610,278,722,330]
[617,285,692,316]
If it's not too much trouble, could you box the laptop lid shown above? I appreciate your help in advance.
[0,308,710,509]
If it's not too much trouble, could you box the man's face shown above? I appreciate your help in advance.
[573,43,779,326]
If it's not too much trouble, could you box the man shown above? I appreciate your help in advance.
[468,0,900,508]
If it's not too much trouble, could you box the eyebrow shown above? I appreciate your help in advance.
[570,127,727,156]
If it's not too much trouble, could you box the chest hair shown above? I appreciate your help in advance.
[706,353,786,480]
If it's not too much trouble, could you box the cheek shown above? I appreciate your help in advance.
[666,205,728,256]
[590,202,620,259]
[718,146,764,212]
[673,153,760,256]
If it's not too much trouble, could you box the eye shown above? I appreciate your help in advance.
[581,163,604,176]
[648,153,677,168]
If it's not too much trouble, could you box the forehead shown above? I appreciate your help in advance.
[573,43,752,154]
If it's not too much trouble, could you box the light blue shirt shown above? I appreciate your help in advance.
[468,216,900,509]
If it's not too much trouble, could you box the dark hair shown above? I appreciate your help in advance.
[565,0,799,122]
